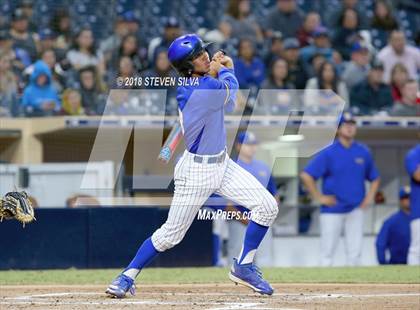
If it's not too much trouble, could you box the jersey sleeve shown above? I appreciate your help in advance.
[375,219,390,265]
[303,150,328,180]
[365,148,380,181]
[216,68,239,111]
[405,147,420,178]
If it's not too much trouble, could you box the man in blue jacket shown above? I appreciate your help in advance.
[22,60,60,116]
[376,186,411,264]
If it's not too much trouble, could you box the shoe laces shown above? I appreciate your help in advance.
[250,264,263,278]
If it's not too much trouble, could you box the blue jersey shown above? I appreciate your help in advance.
[176,68,238,155]
[234,158,277,213]
[375,210,411,264]
[304,140,379,213]
[405,144,420,220]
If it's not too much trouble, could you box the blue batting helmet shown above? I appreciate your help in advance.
[168,34,211,76]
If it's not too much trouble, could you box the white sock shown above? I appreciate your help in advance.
[123,268,140,280]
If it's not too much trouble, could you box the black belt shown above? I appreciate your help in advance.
[193,150,226,164]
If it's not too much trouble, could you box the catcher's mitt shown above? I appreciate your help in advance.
[0,191,35,227]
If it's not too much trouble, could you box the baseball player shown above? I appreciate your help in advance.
[405,144,420,265]
[376,186,411,265]
[300,112,380,266]
[106,34,279,298]
[226,131,278,267]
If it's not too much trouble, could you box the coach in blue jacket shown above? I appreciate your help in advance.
[376,186,411,265]
[300,112,380,266]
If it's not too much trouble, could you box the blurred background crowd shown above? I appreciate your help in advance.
[0,0,419,117]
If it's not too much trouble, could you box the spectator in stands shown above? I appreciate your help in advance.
[67,28,104,74]
[350,60,393,115]
[304,61,349,111]
[60,88,85,116]
[264,0,304,39]
[78,65,107,115]
[370,0,399,32]
[142,49,178,114]
[112,56,138,89]
[390,63,409,102]
[264,32,283,68]
[0,30,21,74]
[376,186,411,265]
[9,8,38,64]
[23,49,66,91]
[148,17,181,63]
[100,16,130,61]
[22,60,60,116]
[328,0,368,29]
[219,0,263,43]
[111,34,146,74]
[296,12,321,47]
[308,52,327,77]
[121,11,140,36]
[18,0,37,33]
[342,42,370,90]
[377,30,420,83]
[283,38,308,89]
[0,51,18,116]
[234,38,265,90]
[390,80,420,116]
[300,26,334,66]
[261,58,293,89]
[141,48,176,81]
[38,28,65,62]
[259,58,294,114]
[332,8,361,61]
[50,8,72,51]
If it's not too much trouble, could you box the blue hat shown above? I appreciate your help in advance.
[338,111,356,127]
[399,186,410,199]
[351,42,368,53]
[313,26,329,38]
[168,34,210,76]
[237,131,258,145]
[121,11,138,23]
[39,28,55,40]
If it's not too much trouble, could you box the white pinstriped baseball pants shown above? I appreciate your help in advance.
[151,149,279,252]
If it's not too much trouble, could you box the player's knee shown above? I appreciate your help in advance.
[152,228,186,252]
[264,195,279,220]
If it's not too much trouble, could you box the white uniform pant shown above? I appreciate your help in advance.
[151,150,279,252]
[408,218,420,265]
[227,220,274,267]
[320,208,364,266]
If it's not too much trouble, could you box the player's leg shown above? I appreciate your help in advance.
[319,213,343,266]
[408,218,420,265]
[107,154,221,298]
[254,227,274,267]
[217,159,278,263]
[227,220,247,264]
[343,207,364,266]
[216,159,278,295]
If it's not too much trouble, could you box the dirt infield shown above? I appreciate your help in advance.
[1,283,419,309]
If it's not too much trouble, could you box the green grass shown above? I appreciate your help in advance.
[0,266,419,285]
